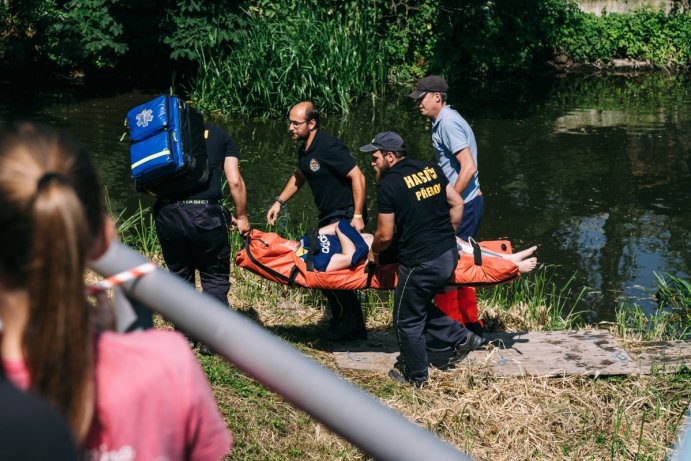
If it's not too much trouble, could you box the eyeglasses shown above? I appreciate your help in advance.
[288,120,308,128]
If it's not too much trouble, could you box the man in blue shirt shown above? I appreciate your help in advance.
[410,75,483,240]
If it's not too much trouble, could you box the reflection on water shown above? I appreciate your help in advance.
[1,74,689,320]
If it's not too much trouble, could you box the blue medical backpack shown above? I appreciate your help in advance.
[126,95,209,196]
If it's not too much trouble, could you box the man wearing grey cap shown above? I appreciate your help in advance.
[409,75,483,240]
[360,131,484,387]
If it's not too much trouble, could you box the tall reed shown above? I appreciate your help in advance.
[191,2,387,116]
[615,272,690,341]
[109,200,161,259]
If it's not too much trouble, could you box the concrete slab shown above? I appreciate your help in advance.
[627,340,691,373]
[331,330,690,377]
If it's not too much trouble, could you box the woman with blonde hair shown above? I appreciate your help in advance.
[0,122,231,460]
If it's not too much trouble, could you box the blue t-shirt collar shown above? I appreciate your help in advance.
[432,105,453,129]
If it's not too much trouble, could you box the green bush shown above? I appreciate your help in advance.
[432,0,579,78]
[557,6,691,69]
[162,0,246,61]
[1,0,247,74]
[377,0,442,83]
[0,0,58,71]
[46,0,127,69]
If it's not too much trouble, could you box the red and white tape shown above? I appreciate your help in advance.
[87,262,157,295]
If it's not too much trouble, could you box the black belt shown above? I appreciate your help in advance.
[159,198,219,205]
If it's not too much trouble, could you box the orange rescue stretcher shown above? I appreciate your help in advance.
[235,229,520,291]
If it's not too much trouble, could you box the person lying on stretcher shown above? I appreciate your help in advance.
[280,219,374,272]
[279,219,538,274]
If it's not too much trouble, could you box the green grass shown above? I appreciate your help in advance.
[108,199,161,259]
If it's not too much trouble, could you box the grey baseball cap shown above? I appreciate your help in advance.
[359,131,406,153]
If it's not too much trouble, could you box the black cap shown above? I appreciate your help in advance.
[359,131,406,153]
[408,75,449,99]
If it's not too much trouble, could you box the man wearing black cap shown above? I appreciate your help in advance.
[267,101,367,341]
[360,131,483,387]
[409,75,483,240]
[411,75,485,337]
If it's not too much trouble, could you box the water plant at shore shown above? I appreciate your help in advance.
[616,272,691,342]
[478,266,586,331]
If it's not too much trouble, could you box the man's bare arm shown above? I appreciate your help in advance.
[453,147,477,195]
[266,169,306,225]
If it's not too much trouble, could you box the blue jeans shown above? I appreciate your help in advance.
[456,195,484,240]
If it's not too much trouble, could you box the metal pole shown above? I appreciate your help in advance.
[90,241,475,461]
[672,409,691,461]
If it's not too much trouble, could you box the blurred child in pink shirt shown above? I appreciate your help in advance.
[0,122,231,460]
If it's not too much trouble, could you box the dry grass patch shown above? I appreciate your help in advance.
[205,272,690,460]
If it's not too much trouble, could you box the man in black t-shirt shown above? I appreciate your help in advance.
[360,131,483,386]
[155,123,249,353]
[267,101,367,340]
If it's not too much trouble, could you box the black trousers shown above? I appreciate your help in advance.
[393,247,470,385]
[323,289,366,332]
[154,202,231,305]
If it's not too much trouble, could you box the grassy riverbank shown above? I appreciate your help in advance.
[202,267,690,461]
[113,207,690,460]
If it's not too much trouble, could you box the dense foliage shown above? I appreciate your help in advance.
[433,0,580,78]
[1,0,690,112]
[0,0,244,79]
[558,6,691,69]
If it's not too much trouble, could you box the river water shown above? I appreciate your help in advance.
[1,73,689,321]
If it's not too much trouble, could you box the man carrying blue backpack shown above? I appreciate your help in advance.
[155,123,249,331]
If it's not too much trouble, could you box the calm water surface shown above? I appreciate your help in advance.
[1,74,689,320]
